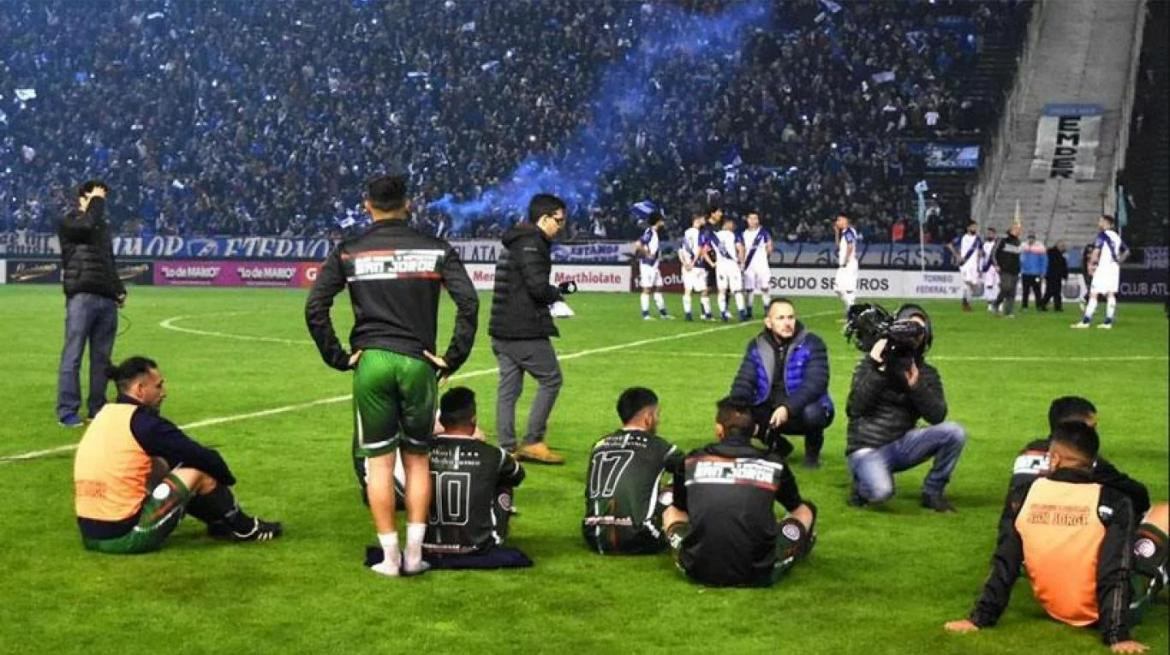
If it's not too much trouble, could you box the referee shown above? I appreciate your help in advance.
[306,174,478,576]
[490,193,576,464]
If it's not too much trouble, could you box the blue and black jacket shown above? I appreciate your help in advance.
[730,324,833,416]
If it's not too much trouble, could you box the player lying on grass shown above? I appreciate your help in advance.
[1010,396,1149,515]
[73,356,281,553]
[946,422,1169,653]
[583,387,683,555]
[663,397,817,587]
[423,387,525,558]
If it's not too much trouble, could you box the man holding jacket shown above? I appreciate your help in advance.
[57,181,126,427]
[730,298,833,468]
[490,193,577,465]
[845,304,966,512]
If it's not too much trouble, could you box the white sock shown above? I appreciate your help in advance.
[653,292,666,312]
[404,522,426,571]
[1083,296,1098,321]
[1105,296,1116,322]
[753,290,765,311]
[640,293,650,313]
[700,296,711,316]
[733,292,745,312]
[962,284,972,303]
[682,293,692,314]
[717,291,727,314]
[374,531,400,576]
[843,291,856,308]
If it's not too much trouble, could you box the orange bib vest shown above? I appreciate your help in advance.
[1015,477,1106,627]
[73,403,153,522]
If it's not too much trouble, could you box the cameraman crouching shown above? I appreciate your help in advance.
[845,304,966,512]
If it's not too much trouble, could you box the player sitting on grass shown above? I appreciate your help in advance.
[73,356,281,553]
[423,387,525,558]
[1010,396,1149,515]
[946,422,1169,653]
[663,397,817,586]
[583,387,683,555]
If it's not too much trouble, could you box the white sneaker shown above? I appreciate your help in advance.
[371,561,400,577]
[1071,322,1090,329]
[1097,323,1113,330]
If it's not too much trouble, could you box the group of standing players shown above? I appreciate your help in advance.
[634,205,862,322]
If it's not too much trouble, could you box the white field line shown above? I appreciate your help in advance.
[660,353,1170,362]
[2,313,795,465]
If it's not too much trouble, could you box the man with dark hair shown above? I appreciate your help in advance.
[73,357,281,553]
[582,387,683,555]
[730,297,833,468]
[990,223,1022,317]
[1010,396,1149,515]
[662,397,818,587]
[635,212,671,320]
[700,202,722,297]
[1039,240,1068,311]
[680,209,714,321]
[946,221,983,312]
[741,211,774,319]
[424,387,526,558]
[1020,234,1047,310]
[306,174,479,577]
[56,180,126,427]
[833,213,859,314]
[946,422,1168,653]
[845,304,966,512]
[489,193,577,465]
[980,226,1000,310]
[1074,215,1129,329]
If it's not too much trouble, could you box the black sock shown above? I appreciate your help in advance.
[198,485,254,532]
[804,431,824,459]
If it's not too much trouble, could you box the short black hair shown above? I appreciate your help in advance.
[1101,214,1117,227]
[528,193,566,223]
[766,297,795,313]
[78,180,109,197]
[439,387,477,429]
[1051,420,1100,460]
[968,221,978,228]
[106,356,158,393]
[690,203,708,219]
[987,226,997,233]
[617,387,658,424]
[1047,396,1096,433]
[746,210,760,218]
[366,175,407,212]
[647,212,664,226]
[715,396,754,439]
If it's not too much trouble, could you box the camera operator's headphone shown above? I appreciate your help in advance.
[895,304,933,353]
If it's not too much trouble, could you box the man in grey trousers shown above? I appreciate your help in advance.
[489,193,577,465]
[57,181,126,427]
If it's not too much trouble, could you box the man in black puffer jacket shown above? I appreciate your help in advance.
[489,193,576,464]
[56,181,126,427]
[845,304,966,512]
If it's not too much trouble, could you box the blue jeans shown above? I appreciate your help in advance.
[847,421,966,502]
[57,293,118,420]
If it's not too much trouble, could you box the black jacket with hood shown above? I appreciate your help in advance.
[58,197,126,300]
[489,223,562,340]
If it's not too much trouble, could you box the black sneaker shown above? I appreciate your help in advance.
[209,518,283,542]
[921,493,956,513]
[801,456,822,470]
[846,488,867,508]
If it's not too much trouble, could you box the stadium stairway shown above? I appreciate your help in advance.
[973,0,1144,246]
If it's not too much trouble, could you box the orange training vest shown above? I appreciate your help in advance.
[1015,477,1106,627]
[73,404,153,522]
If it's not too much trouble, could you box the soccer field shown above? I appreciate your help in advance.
[0,285,1166,654]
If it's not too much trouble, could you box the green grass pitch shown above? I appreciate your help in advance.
[0,284,1166,654]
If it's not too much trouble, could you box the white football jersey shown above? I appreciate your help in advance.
[838,226,859,267]
[681,227,701,265]
[713,230,741,265]
[1094,229,1125,274]
[742,227,771,269]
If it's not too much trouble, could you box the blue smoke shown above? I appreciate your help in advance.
[428,1,772,232]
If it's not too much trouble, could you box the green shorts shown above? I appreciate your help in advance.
[82,474,192,554]
[352,349,438,457]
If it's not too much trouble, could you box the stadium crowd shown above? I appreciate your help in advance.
[1,0,1026,241]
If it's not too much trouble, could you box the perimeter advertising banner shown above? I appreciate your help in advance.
[463,263,631,292]
[2,258,152,285]
[153,260,320,288]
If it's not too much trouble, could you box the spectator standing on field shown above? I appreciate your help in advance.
[57,181,126,428]
[1039,241,1068,312]
[489,194,578,465]
[1019,234,1047,310]
[991,223,1022,318]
